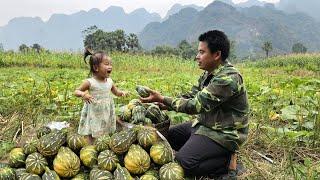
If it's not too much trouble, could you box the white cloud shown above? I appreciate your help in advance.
[0,0,279,26]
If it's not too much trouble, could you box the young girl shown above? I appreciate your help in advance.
[75,48,126,144]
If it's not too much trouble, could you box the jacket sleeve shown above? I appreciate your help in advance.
[163,74,241,114]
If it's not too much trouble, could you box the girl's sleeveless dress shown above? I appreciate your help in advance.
[78,77,116,138]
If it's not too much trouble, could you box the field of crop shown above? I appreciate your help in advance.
[0,52,319,179]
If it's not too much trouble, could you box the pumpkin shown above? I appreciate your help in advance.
[23,140,38,155]
[90,167,113,180]
[67,133,87,152]
[53,147,80,178]
[119,105,132,122]
[25,152,48,175]
[113,164,133,180]
[37,130,67,156]
[136,85,150,98]
[144,169,159,179]
[42,166,60,180]
[137,126,158,149]
[20,172,42,180]
[109,128,137,154]
[0,167,16,180]
[159,162,184,180]
[131,106,146,124]
[150,141,173,165]
[140,174,158,180]
[8,147,26,168]
[94,134,110,152]
[0,163,9,168]
[98,149,119,172]
[15,168,26,179]
[71,172,89,180]
[80,145,98,168]
[124,144,150,174]
[146,104,169,123]
[37,126,51,139]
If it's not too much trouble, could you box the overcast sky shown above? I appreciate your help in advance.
[0,0,279,26]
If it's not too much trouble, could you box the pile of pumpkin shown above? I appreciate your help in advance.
[0,123,184,180]
[119,85,169,126]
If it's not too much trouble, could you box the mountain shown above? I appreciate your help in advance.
[139,1,320,56]
[277,0,320,21]
[163,3,204,21]
[0,6,161,50]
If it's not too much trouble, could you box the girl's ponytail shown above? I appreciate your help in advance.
[84,47,93,64]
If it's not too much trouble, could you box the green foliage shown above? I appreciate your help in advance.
[19,44,30,53]
[82,26,140,52]
[292,43,307,54]
[261,41,273,58]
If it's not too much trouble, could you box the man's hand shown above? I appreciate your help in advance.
[140,88,164,103]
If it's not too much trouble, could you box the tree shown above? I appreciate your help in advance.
[126,33,140,51]
[292,43,307,53]
[177,40,196,59]
[31,43,42,53]
[113,29,126,51]
[19,44,29,53]
[228,40,237,61]
[151,45,179,56]
[261,41,273,58]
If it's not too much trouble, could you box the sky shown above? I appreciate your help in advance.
[0,0,280,26]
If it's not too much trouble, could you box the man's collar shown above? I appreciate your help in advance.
[209,60,230,76]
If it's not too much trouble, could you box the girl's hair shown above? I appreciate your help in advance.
[83,47,108,76]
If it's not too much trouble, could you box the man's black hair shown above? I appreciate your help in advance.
[198,30,230,61]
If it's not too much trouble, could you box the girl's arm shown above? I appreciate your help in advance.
[75,80,94,103]
[111,84,126,97]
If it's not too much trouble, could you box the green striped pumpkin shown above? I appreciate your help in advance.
[37,126,51,139]
[0,163,9,168]
[23,140,38,155]
[124,144,150,174]
[53,147,80,178]
[146,104,162,123]
[140,174,158,180]
[131,106,146,124]
[8,147,26,168]
[37,131,67,156]
[109,128,137,154]
[67,133,87,152]
[20,172,42,180]
[0,167,16,180]
[25,152,48,175]
[136,85,150,98]
[150,141,173,165]
[15,168,26,179]
[159,162,184,180]
[98,149,119,172]
[119,105,132,122]
[89,167,113,180]
[137,127,158,149]
[144,169,159,179]
[113,164,133,180]
[128,99,142,109]
[94,134,110,152]
[71,172,89,180]
[80,145,98,168]
[42,166,60,180]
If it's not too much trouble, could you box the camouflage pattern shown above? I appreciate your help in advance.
[163,61,249,151]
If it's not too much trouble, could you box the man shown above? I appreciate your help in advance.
[141,30,249,179]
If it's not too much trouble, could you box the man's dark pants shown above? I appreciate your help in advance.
[168,122,231,176]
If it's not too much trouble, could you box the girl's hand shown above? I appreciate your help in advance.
[140,89,164,103]
[120,91,129,97]
[82,93,95,104]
